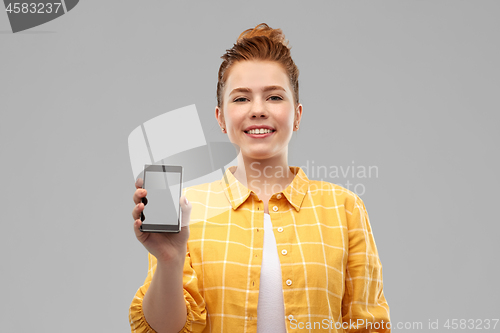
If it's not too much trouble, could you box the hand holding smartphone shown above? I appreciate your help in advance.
[140,164,183,233]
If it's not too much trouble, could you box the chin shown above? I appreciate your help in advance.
[243,150,279,160]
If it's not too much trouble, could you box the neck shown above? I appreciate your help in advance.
[230,151,296,198]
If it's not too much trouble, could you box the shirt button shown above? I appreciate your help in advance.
[288,314,294,321]
[273,206,278,212]
[277,193,282,199]
[286,279,292,286]
[281,249,287,255]
[277,227,283,233]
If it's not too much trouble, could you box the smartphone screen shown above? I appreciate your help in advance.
[140,164,183,232]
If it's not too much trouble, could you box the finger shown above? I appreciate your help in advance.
[132,202,144,220]
[135,178,143,189]
[180,195,191,228]
[133,188,148,205]
[133,219,148,242]
[178,224,190,240]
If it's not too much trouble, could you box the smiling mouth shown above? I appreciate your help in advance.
[243,130,276,138]
[243,129,276,134]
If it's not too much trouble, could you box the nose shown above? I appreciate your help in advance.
[250,98,268,118]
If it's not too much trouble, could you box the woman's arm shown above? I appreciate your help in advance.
[142,254,187,333]
[130,252,188,333]
[129,184,205,333]
[129,251,207,333]
[342,195,391,333]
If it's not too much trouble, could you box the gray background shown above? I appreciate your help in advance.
[1,1,499,332]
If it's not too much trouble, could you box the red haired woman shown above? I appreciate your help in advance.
[129,23,391,333]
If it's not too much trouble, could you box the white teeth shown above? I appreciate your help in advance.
[247,128,274,134]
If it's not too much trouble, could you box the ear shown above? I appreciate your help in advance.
[215,106,225,128]
[294,103,303,130]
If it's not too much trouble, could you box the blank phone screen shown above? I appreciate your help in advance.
[143,169,181,225]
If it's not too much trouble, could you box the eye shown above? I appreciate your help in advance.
[269,95,283,101]
[234,97,248,102]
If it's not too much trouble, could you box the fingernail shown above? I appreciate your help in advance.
[185,197,189,205]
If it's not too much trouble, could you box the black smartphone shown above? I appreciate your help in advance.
[140,164,183,233]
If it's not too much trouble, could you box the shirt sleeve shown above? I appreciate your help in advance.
[129,251,207,333]
[342,194,391,333]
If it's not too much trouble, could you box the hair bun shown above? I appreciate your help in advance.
[237,23,289,47]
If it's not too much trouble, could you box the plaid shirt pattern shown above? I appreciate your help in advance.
[129,166,390,333]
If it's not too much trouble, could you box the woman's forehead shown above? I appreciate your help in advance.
[225,61,290,92]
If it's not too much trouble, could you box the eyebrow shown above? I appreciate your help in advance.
[229,85,286,96]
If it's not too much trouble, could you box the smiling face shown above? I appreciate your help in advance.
[216,60,302,161]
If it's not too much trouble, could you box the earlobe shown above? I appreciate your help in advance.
[216,107,226,132]
[294,105,302,131]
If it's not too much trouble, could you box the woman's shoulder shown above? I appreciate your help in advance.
[182,178,231,223]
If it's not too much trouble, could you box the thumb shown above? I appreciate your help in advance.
[180,195,192,228]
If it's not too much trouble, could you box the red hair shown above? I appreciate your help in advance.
[217,23,300,110]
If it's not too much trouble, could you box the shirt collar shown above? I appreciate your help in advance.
[221,165,310,212]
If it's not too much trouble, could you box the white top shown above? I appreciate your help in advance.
[257,213,287,333]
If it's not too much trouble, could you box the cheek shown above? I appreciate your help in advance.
[280,113,295,129]
[229,111,245,124]
[225,115,242,132]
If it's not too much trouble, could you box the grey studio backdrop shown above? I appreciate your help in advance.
[1,1,499,332]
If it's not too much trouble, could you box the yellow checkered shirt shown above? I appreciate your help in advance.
[129,166,390,332]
